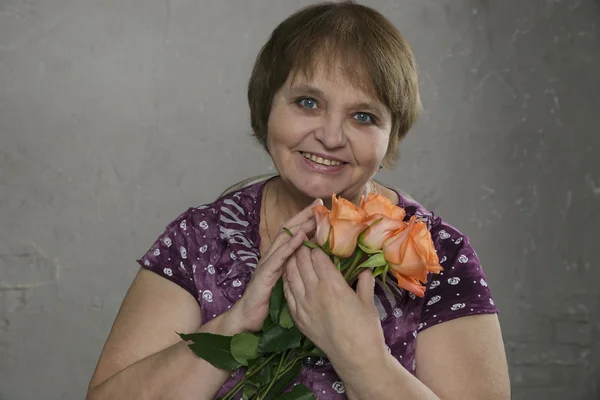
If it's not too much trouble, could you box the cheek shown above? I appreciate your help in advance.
[352,131,389,165]
[377,133,391,156]
[268,106,316,147]
[266,95,289,139]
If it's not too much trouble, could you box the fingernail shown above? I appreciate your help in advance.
[313,198,323,205]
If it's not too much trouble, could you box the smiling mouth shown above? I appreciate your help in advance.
[300,152,344,166]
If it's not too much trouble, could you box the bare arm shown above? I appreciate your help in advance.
[415,314,510,399]
[337,315,510,400]
[87,268,243,400]
[87,201,318,399]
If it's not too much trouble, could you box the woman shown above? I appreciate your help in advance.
[87,2,510,399]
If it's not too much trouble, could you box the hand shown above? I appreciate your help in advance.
[282,246,387,367]
[228,199,322,333]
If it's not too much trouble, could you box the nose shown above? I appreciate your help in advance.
[314,115,346,149]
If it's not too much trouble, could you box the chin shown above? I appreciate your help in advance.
[288,175,348,200]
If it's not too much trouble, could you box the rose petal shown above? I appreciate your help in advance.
[329,219,369,258]
[360,215,407,251]
[393,272,426,298]
[383,216,443,283]
[382,228,411,265]
[361,193,406,220]
[312,204,331,247]
[332,195,368,221]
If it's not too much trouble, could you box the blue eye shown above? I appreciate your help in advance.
[354,112,374,124]
[297,97,318,109]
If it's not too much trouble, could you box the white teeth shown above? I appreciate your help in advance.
[302,152,342,166]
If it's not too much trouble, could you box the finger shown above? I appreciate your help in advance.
[356,269,376,304]
[310,248,338,281]
[256,230,307,282]
[295,245,319,288]
[282,271,297,316]
[282,198,323,229]
[284,253,306,300]
[262,218,316,261]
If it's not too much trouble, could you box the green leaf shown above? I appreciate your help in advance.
[230,332,261,366]
[373,263,388,278]
[275,384,316,400]
[333,256,341,271]
[375,267,395,298]
[278,303,295,329]
[320,226,332,256]
[301,337,314,351]
[264,361,303,400]
[357,253,387,269]
[357,217,382,241]
[283,227,293,237]
[247,355,261,370]
[243,381,259,400]
[259,325,303,353]
[269,279,285,324]
[357,242,383,255]
[178,331,212,342]
[298,337,327,358]
[306,347,326,358]
[263,314,274,332]
[382,266,390,287]
[248,357,275,386]
[369,217,384,227]
[179,332,240,370]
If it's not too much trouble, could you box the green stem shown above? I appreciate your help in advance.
[222,349,314,400]
[338,257,352,272]
[278,349,317,377]
[348,268,364,284]
[343,249,364,281]
[280,356,304,374]
[256,350,288,400]
[282,227,320,250]
[282,348,295,366]
[221,353,279,400]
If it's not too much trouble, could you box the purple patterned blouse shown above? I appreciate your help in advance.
[137,178,498,399]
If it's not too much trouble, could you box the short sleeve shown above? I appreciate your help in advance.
[417,222,498,332]
[136,208,199,299]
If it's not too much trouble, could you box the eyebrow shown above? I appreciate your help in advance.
[288,84,388,116]
[288,84,325,99]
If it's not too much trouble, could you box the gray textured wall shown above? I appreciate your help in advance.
[1,1,599,399]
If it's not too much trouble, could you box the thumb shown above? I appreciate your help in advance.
[356,269,375,304]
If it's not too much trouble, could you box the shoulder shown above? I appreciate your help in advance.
[154,181,265,262]
[389,188,498,331]
[393,187,484,278]
[169,179,265,235]
[136,180,266,299]
[392,188,470,251]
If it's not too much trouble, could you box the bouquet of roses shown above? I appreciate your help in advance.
[179,193,443,400]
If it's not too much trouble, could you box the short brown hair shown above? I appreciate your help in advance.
[247,1,421,168]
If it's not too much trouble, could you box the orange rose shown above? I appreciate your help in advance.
[360,193,406,220]
[383,216,443,297]
[392,272,426,298]
[359,193,407,251]
[312,204,331,247]
[312,194,368,258]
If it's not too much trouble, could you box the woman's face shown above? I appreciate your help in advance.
[267,61,392,201]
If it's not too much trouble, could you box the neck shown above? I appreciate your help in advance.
[270,177,376,220]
